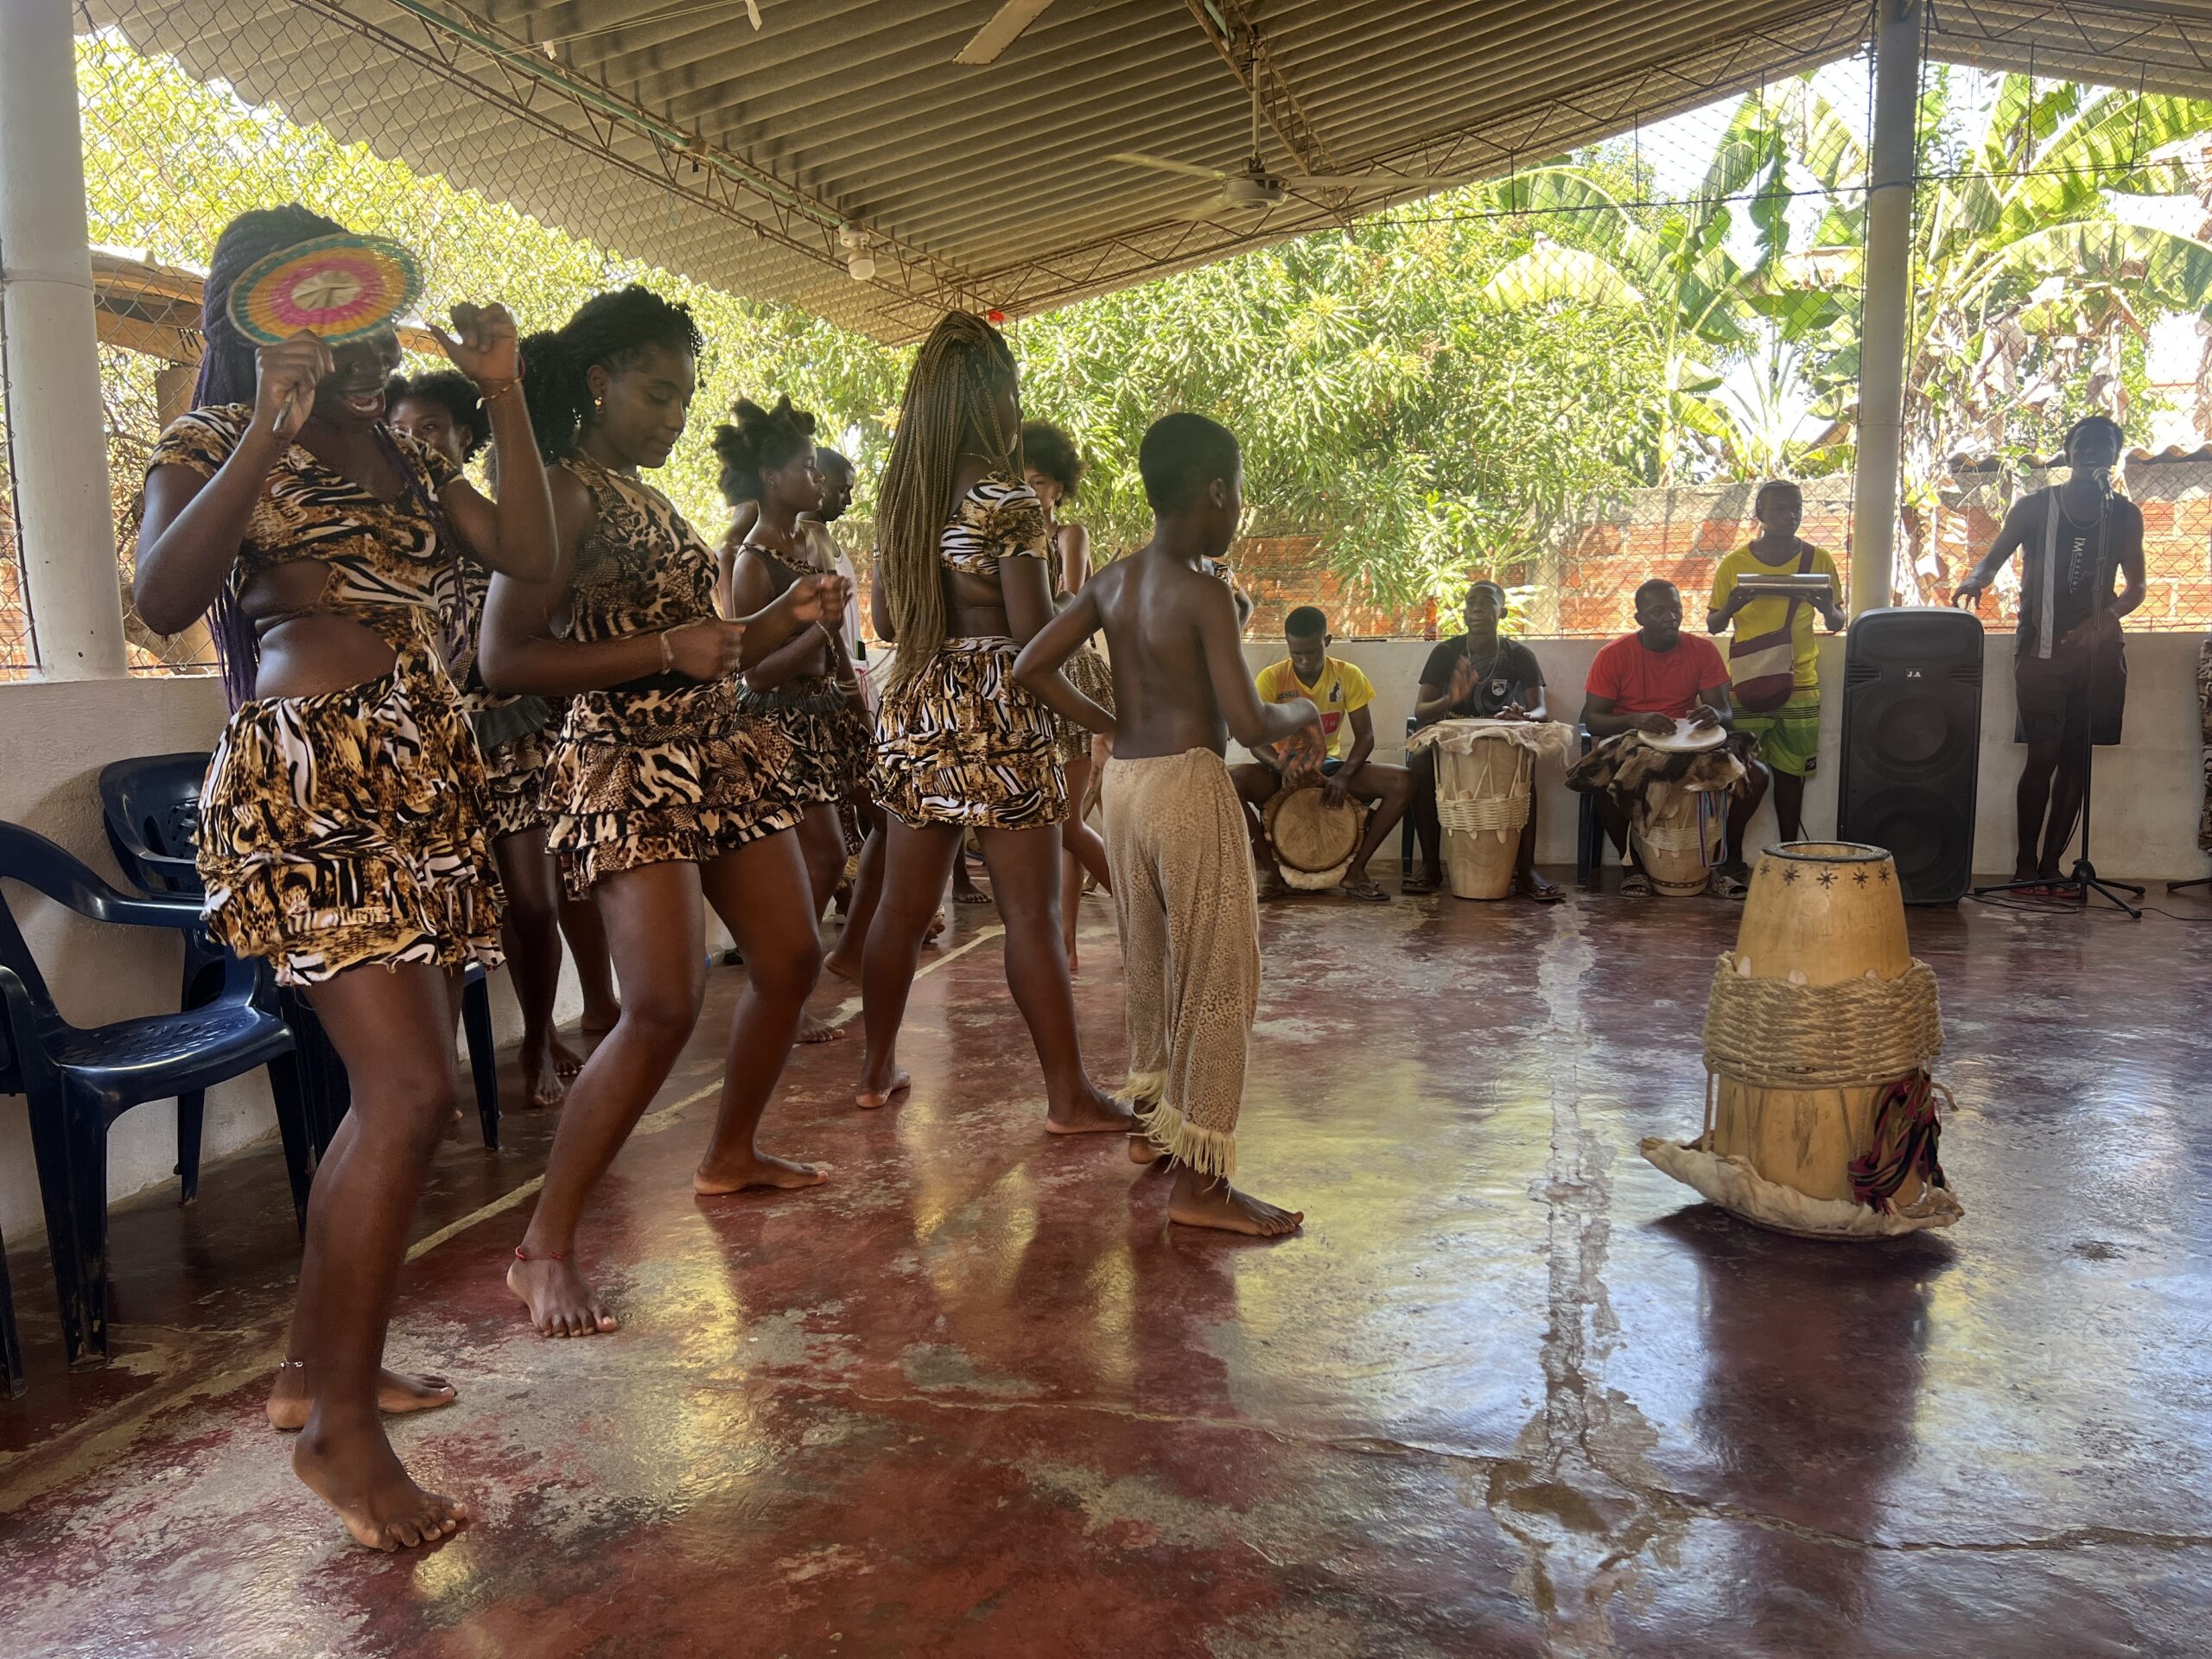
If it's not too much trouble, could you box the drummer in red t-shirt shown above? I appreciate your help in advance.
[1580,578,1772,897]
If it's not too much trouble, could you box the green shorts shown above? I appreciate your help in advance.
[1735,695,1821,779]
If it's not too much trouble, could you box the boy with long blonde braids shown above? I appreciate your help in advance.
[858,312,1129,1135]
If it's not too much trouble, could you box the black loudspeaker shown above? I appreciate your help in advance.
[1836,607,1984,906]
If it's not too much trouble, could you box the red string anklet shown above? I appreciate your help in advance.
[514,1245,567,1262]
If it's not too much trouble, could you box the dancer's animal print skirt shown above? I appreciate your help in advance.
[1058,644,1116,766]
[544,677,798,896]
[196,644,504,987]
[874,637,1066,830]
[475,719,554,843]
[739,675,875,808]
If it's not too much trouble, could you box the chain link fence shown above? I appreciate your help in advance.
[3,15,2209,678]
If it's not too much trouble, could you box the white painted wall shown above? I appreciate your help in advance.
[0,677,588,1244]
[3,629,2205,1239]
[1239,626,2212,880]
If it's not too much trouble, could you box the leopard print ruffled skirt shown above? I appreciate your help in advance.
[1058,644,1115,766]
[738,674,875,808]
[874,636,1066,830]
[544,677,798,896]
[196,643,504,987]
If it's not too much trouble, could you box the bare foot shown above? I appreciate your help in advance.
[581,1001,620,1039]
[519,1033,567,1109]
[1167,1168,1304,1236]
[267,1365,456,1432]
[292,1415,468,1551]
[823,947,862,985]
[551,1032,590,1079]
[1046,1084,1136,1136]
[694,1151,830,1194]
[925,908,948,943]
[798,1010,849,1045]
[1128,1134,1172,1168]
[856,1069,912,1110]
[506,1252,619,1338]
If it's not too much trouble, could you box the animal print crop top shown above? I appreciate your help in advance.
[145,404,465,651]
[940,477,1050,577]
[558,451,718,645]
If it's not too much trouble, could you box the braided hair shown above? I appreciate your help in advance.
[194,205,347,411]
[711,394,818,507]
[192,205,347,709]
[385,369,488,460]
[875,311,1021,691]
[519,284,703,463]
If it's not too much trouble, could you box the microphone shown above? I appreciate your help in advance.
[2089,463,2115,501]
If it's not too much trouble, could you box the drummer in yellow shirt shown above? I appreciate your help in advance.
[1230,607,1412,902]
[1707,481,1847,842]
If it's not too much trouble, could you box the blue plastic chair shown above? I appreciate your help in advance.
[0,820,315,1370]
[97,754,503,1156]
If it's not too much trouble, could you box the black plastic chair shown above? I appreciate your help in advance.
[1574,725,1605,890]
[0,820,315,1369]
[97,754,502,1157]
[1401,714,1420,880]
[0,1221,23,1397]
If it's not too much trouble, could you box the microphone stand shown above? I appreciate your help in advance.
[1973,467,2144,918]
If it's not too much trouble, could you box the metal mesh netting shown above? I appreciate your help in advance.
[5,7,2211,681]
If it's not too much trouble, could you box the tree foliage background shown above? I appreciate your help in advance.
[61,32,2212,622]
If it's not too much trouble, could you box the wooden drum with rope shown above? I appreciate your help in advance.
[1433,719,1529,901]
[1266,785,1368,893]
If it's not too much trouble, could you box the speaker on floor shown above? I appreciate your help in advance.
[1836,607,1984,906]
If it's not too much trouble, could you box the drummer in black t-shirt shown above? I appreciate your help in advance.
[1404,580,1560,901]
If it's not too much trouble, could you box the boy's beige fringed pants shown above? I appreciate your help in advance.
[1100,747,1261,1180]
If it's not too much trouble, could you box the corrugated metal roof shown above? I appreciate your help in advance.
[81,2,2212,343]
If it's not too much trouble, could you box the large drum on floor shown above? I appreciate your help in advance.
[1640,841,1962,1239]
[1266,784,1368,892]
[1632,780,1726,897]
[1432,719,1529,900]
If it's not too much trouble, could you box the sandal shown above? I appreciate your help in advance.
[1516,873,1565,905]
[1335,877,1390,904]
[1620,870,1654,898]
[1712,871,1750,900]
[1257,874,1293,902]
[1402,871,1441,896]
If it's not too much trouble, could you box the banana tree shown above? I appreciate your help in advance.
[1783,71,2212,598]
[1479,82,1862,483]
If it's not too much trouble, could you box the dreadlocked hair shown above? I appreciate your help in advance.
[519,284,704,463]
[876,311,1021,692]
[192,205,348,710]
[386,369,488,460]
[711,394,818,506]
[195,205,347,412]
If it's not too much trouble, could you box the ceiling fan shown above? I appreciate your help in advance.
[1108,36,1464,220]
[955,0,1058,66]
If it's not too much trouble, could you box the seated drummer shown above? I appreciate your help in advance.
[1580,579,1770,898]
[1230,606,1412,903]
[1406,579,1560,903]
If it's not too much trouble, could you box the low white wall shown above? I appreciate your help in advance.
[1241,626,2212,880]
[4,627,2205,1240]
[0,677,581,1245]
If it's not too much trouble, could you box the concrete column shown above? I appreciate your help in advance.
[1848,0,1921,618]
[0,0,129,679]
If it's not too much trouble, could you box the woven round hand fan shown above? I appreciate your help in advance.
[228,233,422,346]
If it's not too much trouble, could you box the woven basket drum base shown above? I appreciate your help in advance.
[1267,785,1366,877]
[1640,1136,1962,1239]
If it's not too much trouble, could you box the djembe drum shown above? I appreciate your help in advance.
[1266,785,1368,892]
[1640,841,1962,1239]
[1432,719,1529,900]
[1632,783,1726,897]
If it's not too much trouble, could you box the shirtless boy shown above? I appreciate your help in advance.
[1015,412,1311,1236]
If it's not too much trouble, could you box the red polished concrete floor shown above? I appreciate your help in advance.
[4,882,2212,1656]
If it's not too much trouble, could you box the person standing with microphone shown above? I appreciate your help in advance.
[1953,415,2145,893]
